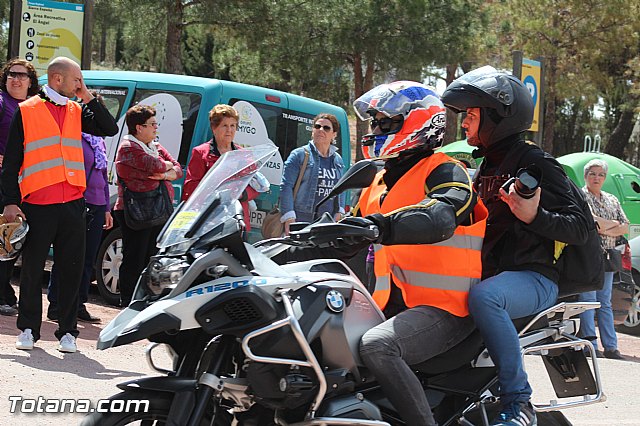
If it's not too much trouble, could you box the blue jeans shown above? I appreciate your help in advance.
[468,271,558,406]
[360,305,475,426]
[578,271,617,351]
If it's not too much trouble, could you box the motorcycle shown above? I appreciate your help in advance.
[83,144,604,426]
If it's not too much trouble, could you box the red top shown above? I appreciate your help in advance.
[113,138,183,211]
[182,140,258,231]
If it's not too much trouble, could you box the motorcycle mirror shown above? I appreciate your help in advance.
[314,159,378,216]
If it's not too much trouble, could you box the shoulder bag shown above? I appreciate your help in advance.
[261,149,309,239]
[120,178,174,231]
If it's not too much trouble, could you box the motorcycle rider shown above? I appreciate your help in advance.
[441,66,591,426]
[276,81,487,426]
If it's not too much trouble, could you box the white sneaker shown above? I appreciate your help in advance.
[58,333,77,353]
[16,329,34,350]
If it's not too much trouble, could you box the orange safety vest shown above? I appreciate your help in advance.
[359,153,487,317]
[18,96,85,199]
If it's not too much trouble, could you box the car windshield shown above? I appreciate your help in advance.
[157,144,277,250]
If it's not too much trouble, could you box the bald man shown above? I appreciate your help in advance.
[1,56,118,353]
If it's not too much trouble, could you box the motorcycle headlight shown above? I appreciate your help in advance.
[144,257,189,297]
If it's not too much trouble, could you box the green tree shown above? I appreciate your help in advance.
[216,0,485,159]
[482,0,639,156]
[1,1,10,61]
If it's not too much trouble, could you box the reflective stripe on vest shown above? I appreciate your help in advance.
[19,96,85,198]
[361,153,487,317]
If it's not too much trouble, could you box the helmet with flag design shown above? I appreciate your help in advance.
[0,215,28,261]
[354,81,446,160]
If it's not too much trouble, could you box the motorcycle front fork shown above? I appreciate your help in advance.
[186,335,236,426]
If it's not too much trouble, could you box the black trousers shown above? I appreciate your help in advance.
[18,199,86,341]
[48,203,107,311]
[113,210,162,306]
[0,258,17,306]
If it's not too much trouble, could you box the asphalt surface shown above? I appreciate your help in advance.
[0,282,639,425]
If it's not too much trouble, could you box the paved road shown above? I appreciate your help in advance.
[0,283,639,425]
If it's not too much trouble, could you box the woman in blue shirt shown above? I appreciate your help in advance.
[280,113,345,235]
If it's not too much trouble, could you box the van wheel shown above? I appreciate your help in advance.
[96,228,123,306]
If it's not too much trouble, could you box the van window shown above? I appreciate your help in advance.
[229,97,284,150]
[230,98,321,160]
[282,111,342,159]
[284,112,315,157]
[132,89,201,165]
[91,87,129,119]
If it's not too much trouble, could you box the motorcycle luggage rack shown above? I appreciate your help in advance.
[242,289,390,426]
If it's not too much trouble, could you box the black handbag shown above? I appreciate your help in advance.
[604,247,623,272]
[120,178,173,231]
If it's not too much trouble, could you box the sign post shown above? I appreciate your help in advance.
[9,0,91,73]
[514,53,545,146]
[521,58,542,133]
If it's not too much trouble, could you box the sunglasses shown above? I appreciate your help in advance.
[6,71,30,81]
[313,123,332,132]
[371,117,402,133]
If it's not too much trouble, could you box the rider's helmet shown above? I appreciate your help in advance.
[354,81,446,160]
[441,65,534,147]
[0,215,28,261]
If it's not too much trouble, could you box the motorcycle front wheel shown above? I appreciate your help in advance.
[80,389,231,426]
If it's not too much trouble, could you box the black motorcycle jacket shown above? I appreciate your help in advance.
[476,135,590,282]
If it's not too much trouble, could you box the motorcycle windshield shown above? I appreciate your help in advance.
[157,144,278,251]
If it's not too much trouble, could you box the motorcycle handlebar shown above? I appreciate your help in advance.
[289,222,379,248]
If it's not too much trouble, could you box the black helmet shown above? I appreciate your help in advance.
[441,66,534,146]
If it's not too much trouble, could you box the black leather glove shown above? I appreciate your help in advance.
[331,215,382,248]
[342,214,387,242]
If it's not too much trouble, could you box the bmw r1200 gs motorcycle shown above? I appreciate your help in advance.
[83,144,604,426]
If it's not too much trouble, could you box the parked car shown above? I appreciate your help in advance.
[39,71,351,305]
[616,235,640,335]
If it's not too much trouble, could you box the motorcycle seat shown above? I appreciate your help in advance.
[412,312,550,376]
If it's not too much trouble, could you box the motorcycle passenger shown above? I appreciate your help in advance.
[276,81,487,426]
[441,66,591,426]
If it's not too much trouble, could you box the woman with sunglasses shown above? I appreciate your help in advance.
[0,58,39,316]
[280,113,345,235]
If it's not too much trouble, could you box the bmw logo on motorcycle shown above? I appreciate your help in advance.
[326,290,345,312]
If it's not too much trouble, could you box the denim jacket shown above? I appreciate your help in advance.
[280,141,345,222]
